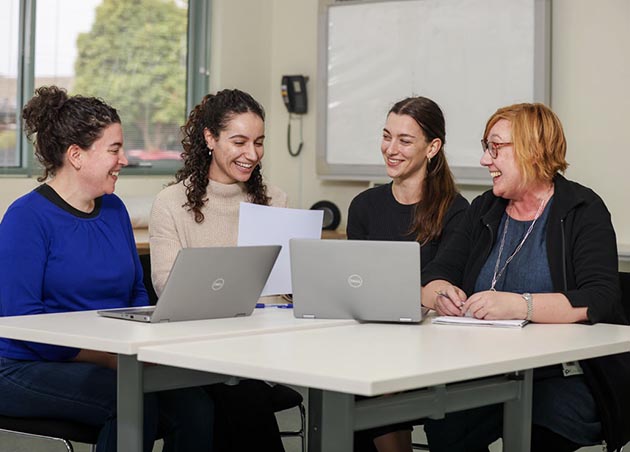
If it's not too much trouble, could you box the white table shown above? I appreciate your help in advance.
[0,308,355,450]
[139,319,630,452]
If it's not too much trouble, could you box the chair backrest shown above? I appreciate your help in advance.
[139,253,159,306]
[619,271,630,324]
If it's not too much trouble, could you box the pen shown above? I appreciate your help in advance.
[255,303,293,309]
[434,290,450,300]
[435,290,464,307]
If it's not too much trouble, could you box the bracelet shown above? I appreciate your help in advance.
[522,292,533,321]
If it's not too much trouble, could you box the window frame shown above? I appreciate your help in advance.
[3,0,210,178]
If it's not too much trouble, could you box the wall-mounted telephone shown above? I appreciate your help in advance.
[281,75,308,114]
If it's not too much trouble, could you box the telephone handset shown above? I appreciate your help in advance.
[281,75,308,114]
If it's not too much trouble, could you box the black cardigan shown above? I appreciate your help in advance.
[422,173,624,324]
[423,173,630,450]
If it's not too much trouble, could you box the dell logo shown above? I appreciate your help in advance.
[211,278,225,291]
[347,274,363,288]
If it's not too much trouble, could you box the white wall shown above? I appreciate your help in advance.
[208,0,367,215]
[0,0,628,247]
[261,0,630,243]
[264,0,367,215]
[207,0,273,107]
[551,0,630,244]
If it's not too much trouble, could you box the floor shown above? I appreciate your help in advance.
[0,385,605,452]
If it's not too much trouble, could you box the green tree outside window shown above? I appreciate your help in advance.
[74,0,187,155]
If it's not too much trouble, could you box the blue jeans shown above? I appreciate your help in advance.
[0,357,214,452]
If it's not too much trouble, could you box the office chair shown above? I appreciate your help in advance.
[270,384,307,452]
[139,252,159,305]
[412,436,430,450]
[139,252,307,452]
[0,415,99,452]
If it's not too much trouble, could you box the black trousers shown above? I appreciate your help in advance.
[423,404,584,452]
[205,379,285,452]
[355,405,584,452]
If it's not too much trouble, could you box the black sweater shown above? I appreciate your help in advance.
[347,182,469,270]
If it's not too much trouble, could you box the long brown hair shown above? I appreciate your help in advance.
[175,89,270,223]
[389,97,458,244]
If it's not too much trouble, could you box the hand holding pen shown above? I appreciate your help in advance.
[433,285,467,317]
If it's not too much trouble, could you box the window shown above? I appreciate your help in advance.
[0,0,210,176]
[0,0,20,169]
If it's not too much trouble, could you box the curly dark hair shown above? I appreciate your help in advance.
[22,86,120,182]
[175,89,270,223]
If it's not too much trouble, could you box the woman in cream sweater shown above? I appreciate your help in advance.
[150,89,287,294]
[149,89,288,452]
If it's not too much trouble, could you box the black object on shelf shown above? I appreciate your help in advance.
[310,200,341,231]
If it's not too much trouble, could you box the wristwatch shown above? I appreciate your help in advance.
[522,292,533,321]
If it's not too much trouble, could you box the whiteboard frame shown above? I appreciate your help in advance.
[316,0,551,184]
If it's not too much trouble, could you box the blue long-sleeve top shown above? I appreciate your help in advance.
[0,184,148,361]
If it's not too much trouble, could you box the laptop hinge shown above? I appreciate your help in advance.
[303,314,316,319]
[399,318,413,322]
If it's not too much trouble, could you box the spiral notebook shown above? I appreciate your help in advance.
[432,316,529,328]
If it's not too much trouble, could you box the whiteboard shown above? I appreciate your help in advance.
[316,0,550,183]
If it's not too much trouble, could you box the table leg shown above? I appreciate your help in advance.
[502,369,533,452]
[118,354,144,452]
[308,389,354,452]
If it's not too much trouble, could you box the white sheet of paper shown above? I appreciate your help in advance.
[238,203,323,295]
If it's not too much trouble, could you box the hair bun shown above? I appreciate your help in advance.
[32,85,69,113]
[22,86,69,137]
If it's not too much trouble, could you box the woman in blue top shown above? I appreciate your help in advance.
[0,86,214,452]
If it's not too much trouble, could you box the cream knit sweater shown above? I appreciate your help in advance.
[149,179,288,295]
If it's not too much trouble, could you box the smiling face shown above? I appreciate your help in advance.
[480,119,523,199]
[381,113,438,183]
[206,112,264,184]
[78,122,127,197]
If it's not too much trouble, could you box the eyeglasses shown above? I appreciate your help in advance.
[480,139,512,159]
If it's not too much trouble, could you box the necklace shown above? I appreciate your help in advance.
[490,187,553,291]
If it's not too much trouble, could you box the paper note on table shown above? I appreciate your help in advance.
[432,316,529,328]
[238,203,323,296]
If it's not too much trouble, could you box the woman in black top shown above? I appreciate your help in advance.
[347,96,468,452]
[347,96,469,269]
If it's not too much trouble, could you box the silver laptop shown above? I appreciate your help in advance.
[290,239,422,323]
[98,246,281,323]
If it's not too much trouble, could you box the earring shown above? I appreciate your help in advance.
[427,155,432,164]
[208,148,213,156]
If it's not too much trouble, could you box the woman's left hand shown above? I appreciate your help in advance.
[461,291,527,320]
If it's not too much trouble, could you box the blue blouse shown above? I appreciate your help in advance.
[0,185,148,361]
[475,199,601,445]
[474,199,553,294]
